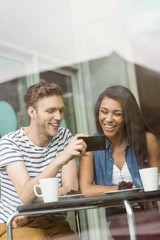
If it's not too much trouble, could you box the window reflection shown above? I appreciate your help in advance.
[0,78,29,136]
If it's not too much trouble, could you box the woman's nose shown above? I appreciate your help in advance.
[106,113,113,122]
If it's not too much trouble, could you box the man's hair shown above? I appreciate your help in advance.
[24,79,63,109]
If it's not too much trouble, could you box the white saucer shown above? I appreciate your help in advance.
[104,188,142,195]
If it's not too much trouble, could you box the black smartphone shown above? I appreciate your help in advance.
[80,136,106,152]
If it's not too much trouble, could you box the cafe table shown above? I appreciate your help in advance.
[6,189,160,240]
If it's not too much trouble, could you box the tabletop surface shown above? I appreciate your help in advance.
[17,189,160,213]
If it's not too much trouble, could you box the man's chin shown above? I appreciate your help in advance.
[49,129,58,137]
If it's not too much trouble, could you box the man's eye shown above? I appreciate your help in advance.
[48,110,54,114]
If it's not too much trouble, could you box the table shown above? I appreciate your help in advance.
[6,190,160,240]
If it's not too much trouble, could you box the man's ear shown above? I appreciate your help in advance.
[27,106,36,119]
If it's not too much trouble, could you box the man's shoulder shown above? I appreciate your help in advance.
[52,128,73,145]
[1,128,23,142]
[58,127,72,137]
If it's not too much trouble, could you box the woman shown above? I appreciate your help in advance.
[79,85,160,239]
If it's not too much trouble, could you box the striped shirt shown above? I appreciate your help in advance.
[0,127,72,223]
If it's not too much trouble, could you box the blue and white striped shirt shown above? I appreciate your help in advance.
[0,127,72,222]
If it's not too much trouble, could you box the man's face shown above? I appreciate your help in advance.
[33,95,65,138]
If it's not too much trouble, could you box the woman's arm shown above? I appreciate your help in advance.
[79,152,117,197]
[146,132,160,211]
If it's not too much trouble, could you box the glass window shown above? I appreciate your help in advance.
[40,71,77,134]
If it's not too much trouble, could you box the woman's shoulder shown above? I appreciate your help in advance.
[145,131,160,166]
[145,131,160,152]
[145,131,158,142]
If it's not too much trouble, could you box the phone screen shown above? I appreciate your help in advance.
[80,136,106,152]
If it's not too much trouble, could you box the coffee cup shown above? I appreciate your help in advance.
[33,177,59,203]
[139,167,158,192]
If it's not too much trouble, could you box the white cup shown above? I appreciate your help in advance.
[33,178,59,203]
[139,167,158,192]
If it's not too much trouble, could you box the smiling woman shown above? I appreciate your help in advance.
[79,85,160,240]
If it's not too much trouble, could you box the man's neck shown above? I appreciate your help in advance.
[23,127,52,147]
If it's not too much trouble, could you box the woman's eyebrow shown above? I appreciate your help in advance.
[114,109,123,112]
[100,107,123,112]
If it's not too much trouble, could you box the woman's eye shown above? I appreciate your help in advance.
[114,112,123,117]
[101,110,108,115]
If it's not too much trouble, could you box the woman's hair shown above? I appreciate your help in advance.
[24,79,63,109]
[94,85,150,167]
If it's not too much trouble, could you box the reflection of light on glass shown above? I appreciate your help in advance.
[0,56,25,82]
[0,101,17,136]
[63,92,73,98]
[120,0,160,35]
[60,118,67,128]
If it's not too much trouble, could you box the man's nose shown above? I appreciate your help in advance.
[54,111,62,120]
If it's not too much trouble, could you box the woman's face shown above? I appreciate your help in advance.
[99,97,125,139]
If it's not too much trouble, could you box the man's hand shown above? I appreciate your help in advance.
[64,134,89,157]
[12,215,29,228]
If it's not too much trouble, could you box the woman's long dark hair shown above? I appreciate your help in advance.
[94,85,151,167]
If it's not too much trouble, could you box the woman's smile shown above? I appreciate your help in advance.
[99,97,125,138]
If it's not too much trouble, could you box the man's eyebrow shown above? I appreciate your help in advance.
[45,107,65,111]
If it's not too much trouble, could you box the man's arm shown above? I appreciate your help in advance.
[6,133,87,204]
[60,159,78,195]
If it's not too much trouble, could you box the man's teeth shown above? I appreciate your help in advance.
[51,123,58,126]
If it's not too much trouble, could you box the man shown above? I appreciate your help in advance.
[0,79,87,239]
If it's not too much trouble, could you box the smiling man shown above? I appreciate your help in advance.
[0,79,87,240]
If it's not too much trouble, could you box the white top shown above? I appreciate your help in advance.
[112,162,133,185]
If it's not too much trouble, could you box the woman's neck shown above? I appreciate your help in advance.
[108,134,126,149]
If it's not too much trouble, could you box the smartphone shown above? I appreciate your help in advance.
[80,136,106,152]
